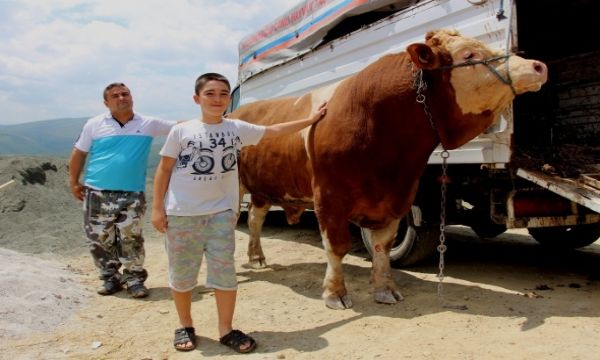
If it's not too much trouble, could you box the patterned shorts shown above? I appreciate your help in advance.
[165,210,238,292]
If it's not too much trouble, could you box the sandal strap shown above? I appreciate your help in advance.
[174,327,195,344]
[220,329,256,353]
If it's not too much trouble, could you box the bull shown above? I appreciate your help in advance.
[231,29,547,309]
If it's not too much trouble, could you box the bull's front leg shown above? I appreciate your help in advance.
[246,201,270,269]
[319,221,354,310]
[368,219,404,304]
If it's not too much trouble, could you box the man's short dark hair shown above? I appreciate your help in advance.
[194,73,230,95]
[103,82,128,100]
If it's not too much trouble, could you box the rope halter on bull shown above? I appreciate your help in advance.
[439,54,518,95]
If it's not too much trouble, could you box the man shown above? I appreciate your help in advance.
[69,82,176,298]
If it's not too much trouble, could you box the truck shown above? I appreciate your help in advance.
[228,0,600,266]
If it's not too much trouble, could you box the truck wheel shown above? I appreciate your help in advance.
[360,214,439,267]
[528,223,600,249]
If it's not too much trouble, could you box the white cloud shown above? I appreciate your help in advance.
[0,0,299,125]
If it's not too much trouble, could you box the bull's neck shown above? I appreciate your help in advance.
[349,53,440,150]
[335,53,440,173]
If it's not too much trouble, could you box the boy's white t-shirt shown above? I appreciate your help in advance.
[160,118,265,216]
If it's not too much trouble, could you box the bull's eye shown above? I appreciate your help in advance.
[464,52,475,61]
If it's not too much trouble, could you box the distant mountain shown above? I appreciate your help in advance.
[0,117,87,155]
[0,118,165,166]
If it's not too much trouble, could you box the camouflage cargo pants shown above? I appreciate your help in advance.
[83,189,148,287]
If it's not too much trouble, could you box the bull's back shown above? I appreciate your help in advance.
[232,96,315,205]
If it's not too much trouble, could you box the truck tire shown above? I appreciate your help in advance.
[528,223,600,249]
[360,213,439,267]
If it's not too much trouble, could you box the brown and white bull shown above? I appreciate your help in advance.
[232,29,547,309]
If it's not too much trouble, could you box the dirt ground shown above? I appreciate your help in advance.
[2,211,600,360]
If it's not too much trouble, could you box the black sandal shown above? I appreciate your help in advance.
[219,329,257,353]
[173,327,196,351]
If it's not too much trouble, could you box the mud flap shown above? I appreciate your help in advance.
[516,168,600,213]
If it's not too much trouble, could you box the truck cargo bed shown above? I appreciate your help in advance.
[512,0,600,211]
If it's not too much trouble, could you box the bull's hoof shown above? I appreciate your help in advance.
[324,294,353,310]
[374,289,403,304]
[246,259,267,269]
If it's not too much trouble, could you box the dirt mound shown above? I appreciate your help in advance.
[0,156,87,256]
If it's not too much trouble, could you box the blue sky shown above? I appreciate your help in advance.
[0,0,299,125]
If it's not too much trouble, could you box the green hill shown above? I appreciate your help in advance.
[0,133,41,154]
[0,119,165,170]
[0,118,87,156]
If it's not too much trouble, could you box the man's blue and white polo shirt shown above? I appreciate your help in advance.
[75,113,175,192]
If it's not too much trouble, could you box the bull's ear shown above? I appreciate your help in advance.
[407,43,439,69]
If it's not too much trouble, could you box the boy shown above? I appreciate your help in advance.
[152,73,326,353]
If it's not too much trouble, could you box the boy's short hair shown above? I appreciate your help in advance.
[103,82,128,100]
[194,73,230,95]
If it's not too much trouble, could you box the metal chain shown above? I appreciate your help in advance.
[412,66,467,310]
[436,151,467,310]
[437,151,448,293]
[411,67,436,130]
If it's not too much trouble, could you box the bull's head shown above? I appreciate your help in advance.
[406,29,547,149]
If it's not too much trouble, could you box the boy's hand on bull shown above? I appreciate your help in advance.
[310,101,327,123]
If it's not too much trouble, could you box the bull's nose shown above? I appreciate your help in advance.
[533,61,547,77]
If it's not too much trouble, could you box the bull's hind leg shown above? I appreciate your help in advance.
[246,201,271,269]
[368,219,404,304]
